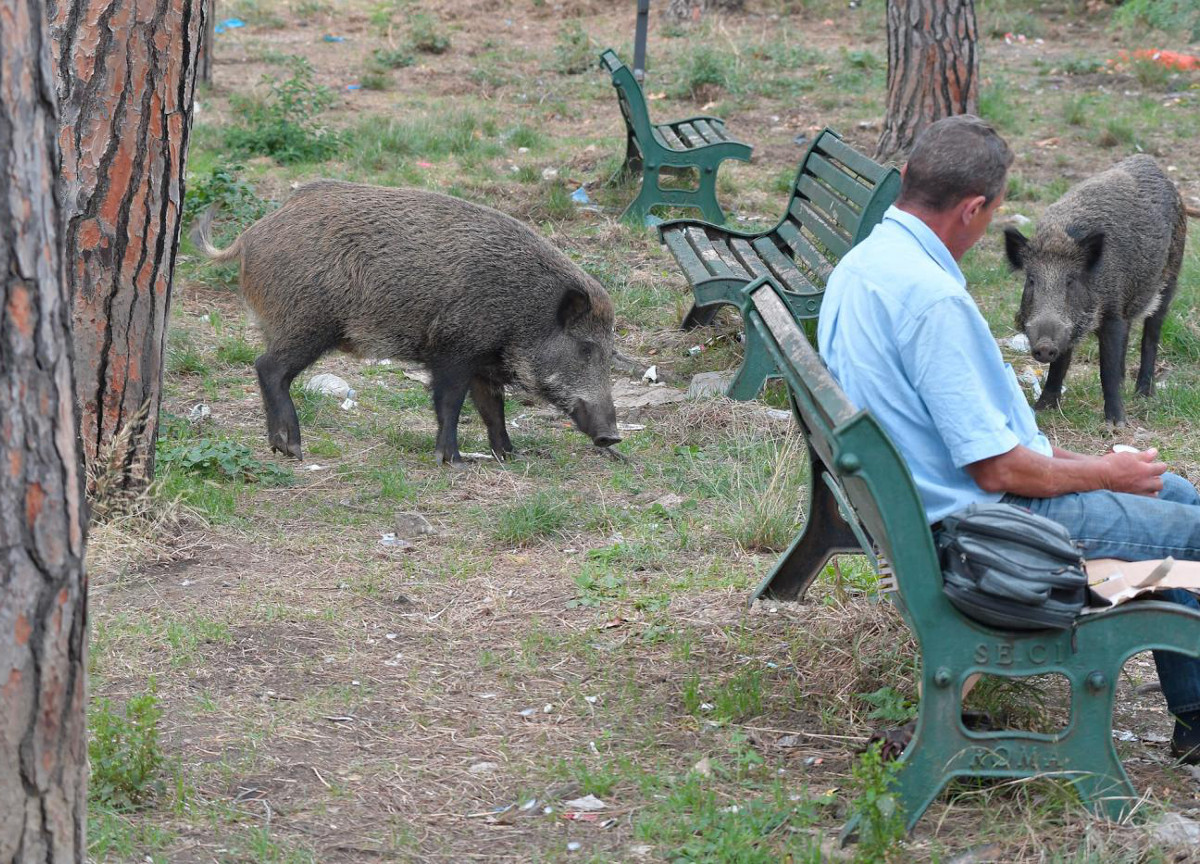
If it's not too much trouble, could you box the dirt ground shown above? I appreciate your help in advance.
[86,0,1200,861]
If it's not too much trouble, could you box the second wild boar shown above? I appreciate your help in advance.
[1004,155,1186,425]
[195,180,621,464]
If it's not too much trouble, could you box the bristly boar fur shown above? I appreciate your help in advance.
[194,180,621,464]
[1005,155,1186,426]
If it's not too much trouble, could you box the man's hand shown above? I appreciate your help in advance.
[1097,448,1167,496]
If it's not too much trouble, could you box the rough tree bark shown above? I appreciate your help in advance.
[198,0,215,85]
[50,0,206,494]
[875,0,979,163]
[0,0,90,856]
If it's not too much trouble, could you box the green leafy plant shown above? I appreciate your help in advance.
[850,742,906,862]
[89,686,166,811]
[554,21,594,74]
[225,57,339,164]
[677,45,733,99]
[372,46,415,69]
[858,685,917,724]
[410,12,450,54]
[183,163,272,229]
[1112,0,1200,42]
[157,436,293,486]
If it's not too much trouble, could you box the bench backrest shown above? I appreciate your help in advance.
[744,276,949,627]
[771,129,901,295]
[600,49,654,146]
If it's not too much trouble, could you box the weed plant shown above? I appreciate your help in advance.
[225,57,339,164]
[554,21,594,74]
[372,46,415,69]
[409,12,450,54]
[89,686,167,811]
[1112,0,1200,42]
[676,44,734,99]
[849,742,906,861]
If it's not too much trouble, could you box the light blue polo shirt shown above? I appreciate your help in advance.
[817,206,1052,524]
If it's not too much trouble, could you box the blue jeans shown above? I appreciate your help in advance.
[1003,473,1200,716]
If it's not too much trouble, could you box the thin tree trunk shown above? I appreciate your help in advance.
[50,0,206,495]
[875,0,979,163]
[198,0,216,85]
[0,0,90,856]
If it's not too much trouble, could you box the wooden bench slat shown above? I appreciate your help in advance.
[805,153,874,208]
[817,133,892,182]
[692,119,721,144]
[704,119,730,141]
[796,174,863,239]
[675,123,703,148]
[662,227,713,285]
[708,235,752,279]
[685,227,738,279]
[788,198,852,259]
[776,220,834,285]
[729,238,771,279]
[750,237,816,295]
[657,124,686,150]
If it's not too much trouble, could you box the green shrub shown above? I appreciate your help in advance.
[849,742,906,861]
[372,46,415,69]
[89,686,166,811]
[225,57,339,164]
[554,21,594,74]
[1112,0,1200,42]
[677,45,733,99]
[183,162,273,236]
[410,12,450,54]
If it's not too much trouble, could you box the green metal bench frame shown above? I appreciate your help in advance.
[658,129,900,401]
[600,48,753,226]
[742,274,1200,833]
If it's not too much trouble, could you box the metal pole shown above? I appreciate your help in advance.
[633,0,649,82]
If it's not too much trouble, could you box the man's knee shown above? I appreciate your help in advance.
[1160,473,1200,506]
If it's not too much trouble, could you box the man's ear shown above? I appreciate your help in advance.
[1003,227,1028,271]
[961,194,988,225]
[557,286,591,328]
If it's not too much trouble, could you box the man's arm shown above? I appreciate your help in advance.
[967,445,1167,498]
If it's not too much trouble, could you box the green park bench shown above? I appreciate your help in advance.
[658,128,900,400]
[742,273,1200,834]
[599,48,753,226]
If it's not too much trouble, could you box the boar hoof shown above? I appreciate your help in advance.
[597,446,629,464]
[1033,394,1060,412]
[434,449,467,468]
[1105,416,1127,430]
[270,432,303,460]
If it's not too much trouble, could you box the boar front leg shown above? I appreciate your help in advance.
[470,376,515,460]
[1034,348,1073,412]
[1097,316,1129,426]
[255,341,326,459]
[431,366,471,467]
[1135,298,1171,398]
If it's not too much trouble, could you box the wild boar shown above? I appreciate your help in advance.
[1004,155,1186,426]
[194,181,621,464]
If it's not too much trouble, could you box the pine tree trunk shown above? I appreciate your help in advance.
[0,0,90,856]
[50,0,206,495]
[875,0,979,163]
[198,0,215,85]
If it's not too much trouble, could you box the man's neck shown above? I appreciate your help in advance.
[895,202,970,262]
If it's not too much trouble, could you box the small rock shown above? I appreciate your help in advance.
[691,757,713,777]
[469,761,499,774]
[542,167,559,181]
[611,379,686,410]
[394,511,436,539]
[1151,812,1200,847]
[305,373,355,400]
[763,408,792,423]
[687,370,736,400]
[378,533,412,550]
[403,368,432,386]
[566,842,581,852]
[1135,681,1163,696]
[649,492,684,510]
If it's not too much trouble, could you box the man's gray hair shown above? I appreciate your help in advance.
[897,115,1014,211]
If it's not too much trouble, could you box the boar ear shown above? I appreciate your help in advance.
[556,286,591,328]
[1003,227,1027,271]
[1076,231,1105,272]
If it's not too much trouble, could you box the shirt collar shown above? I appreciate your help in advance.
[883,205,966,288]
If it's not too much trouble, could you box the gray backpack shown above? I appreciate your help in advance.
[938,502,1092,630]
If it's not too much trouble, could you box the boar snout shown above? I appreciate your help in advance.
[570,398,621,448]
[1032,341,1061,364]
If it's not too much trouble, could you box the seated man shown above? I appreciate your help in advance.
[817,115,1200,763]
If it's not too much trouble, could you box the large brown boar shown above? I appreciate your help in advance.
[1004,155,1186,426]
[195,181,620,464]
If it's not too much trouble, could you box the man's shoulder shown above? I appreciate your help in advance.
[832,231,967,314]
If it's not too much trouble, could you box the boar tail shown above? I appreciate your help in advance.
[1186,204,1200,219]
[191,205,244,264]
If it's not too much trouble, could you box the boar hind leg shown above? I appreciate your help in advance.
[470,377,515,460]
[255,342,325,459]
[1035,348,1073,412]
[1097,316,1129,426]
[431,368,471,467]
